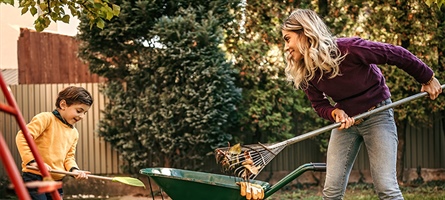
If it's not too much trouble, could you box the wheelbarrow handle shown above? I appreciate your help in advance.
[264,162,326,198]
[311,163,327,171]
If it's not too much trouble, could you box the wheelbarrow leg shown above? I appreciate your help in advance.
[147,176,165,200]
[264,163,326,198]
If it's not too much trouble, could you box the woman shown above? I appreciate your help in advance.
[281,9,442,199]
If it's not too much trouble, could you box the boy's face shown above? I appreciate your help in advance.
[59,100,91,125]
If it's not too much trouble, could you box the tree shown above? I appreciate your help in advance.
[0,0,120,31]
[77,0,241,171]
[425,0,445,7]
[223,0,331,150]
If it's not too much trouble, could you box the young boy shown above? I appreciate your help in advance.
[16,86,94,199]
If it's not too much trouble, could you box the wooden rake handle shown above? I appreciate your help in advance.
[26,166,113,181]
[272,84,445,148]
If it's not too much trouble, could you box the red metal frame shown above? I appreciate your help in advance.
[0,72,61,200]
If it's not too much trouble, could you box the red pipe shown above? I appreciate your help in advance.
[0,103,17,115]
[0,133,30,200]
[0,73,61,200]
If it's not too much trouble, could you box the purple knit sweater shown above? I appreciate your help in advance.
[304,37,434,122]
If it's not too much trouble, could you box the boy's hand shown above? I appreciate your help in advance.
[72,169,91,179]
[28,161,52,171]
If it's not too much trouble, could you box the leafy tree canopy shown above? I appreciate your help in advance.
[425,0,445,8]
[78,0,241,171]
[0,0,120,31]
[223,0,323,146]
[325,0,445,126]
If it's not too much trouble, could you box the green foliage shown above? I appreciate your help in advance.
[223,0,329,146]
[78,0,241,171]
[336,0,445,127]
[425,0,445,8]
[0,0,120,31]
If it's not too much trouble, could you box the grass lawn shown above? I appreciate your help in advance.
[1,179,444,199]
[268,182,445,200]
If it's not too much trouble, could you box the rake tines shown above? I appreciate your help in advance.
[215,142,286,179]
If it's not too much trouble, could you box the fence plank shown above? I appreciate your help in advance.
[17,29,103,84]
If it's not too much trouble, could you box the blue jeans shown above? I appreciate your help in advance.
[323,98,403,200]
[22,172,63,200]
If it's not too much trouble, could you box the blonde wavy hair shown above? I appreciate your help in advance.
[281,9,345,89]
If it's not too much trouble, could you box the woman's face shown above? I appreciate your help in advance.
[282,30,304,62]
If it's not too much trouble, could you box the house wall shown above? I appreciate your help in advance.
[0,2,79,70]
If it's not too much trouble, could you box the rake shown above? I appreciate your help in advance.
[215,85,445,179]
[27,166,145,188]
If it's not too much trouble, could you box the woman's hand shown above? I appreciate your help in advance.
[332,108,355,129]
[421,77,442,100]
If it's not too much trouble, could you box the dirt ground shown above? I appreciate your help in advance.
[107,195,170,200]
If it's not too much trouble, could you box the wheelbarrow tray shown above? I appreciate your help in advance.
[140,163,325,200]
[140,167,269,200]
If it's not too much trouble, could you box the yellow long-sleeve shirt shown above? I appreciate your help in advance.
[16,112,80,180]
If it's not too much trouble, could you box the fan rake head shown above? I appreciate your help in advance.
[215,142,285,180]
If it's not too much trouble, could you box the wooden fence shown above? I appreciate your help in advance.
[1,84,444,178]
[17,28,104,84]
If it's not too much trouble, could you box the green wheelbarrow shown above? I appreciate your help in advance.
[140,162,326,200]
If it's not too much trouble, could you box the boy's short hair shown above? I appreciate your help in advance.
[55,86,93,108]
